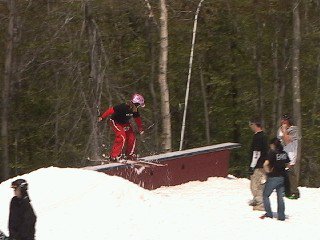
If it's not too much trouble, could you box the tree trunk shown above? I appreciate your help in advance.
[312,53,320,126]
[144,0,159,26]
[292,0,302,182]
[1,0,17,181]
[226,0,240,144]
[253,3,264,126]
[54,71,61,164]
[84,1,103,159]
[271,37,280,135]
[253,45,264,126]
[146,14,160,152]
[277,35,289,127]
[158,0,171,152]
[199,62,210,145]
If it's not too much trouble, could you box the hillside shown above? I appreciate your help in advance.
[0,167,319,240]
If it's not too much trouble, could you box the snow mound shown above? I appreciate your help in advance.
[0,167,319,240]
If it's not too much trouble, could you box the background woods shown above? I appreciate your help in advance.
[1,0,320,187]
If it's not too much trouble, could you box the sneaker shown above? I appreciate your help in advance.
[248,200,258,206]
[287,194,299,200]
[260,214,272,219]
[253,205,265,211]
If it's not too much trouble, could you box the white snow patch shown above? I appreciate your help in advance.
[0,167,319,240]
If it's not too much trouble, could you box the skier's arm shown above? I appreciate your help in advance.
[99,107,115,121]
[134,117,144,134]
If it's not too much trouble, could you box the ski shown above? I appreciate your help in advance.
[134,159,166,167]
[119,159,166,167]
[86,157,110,165]
[117,159,150,168]
[86,155,166,167]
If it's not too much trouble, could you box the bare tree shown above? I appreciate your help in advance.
[83,0,106,159]
[312,53,320,126]
[271,14,286,134]
[226,0,240,144]
[145,6,160,151]
[271,37,280,135]
[158,0,171,152]
[143,0,158,26]
[252,44,264,126]
[277,36,289,126]
[292,0,302,182]
[1,0,17,180]
[252,1,265,127]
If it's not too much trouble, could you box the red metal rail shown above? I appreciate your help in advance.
[84,142,240,190]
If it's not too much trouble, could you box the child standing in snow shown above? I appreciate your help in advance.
[98,93,145,162]
[261,138,290,221]
[9,179,37,240]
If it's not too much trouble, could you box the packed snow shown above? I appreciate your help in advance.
[0,167,319,240]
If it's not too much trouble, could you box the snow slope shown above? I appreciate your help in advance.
[0,167,319,240]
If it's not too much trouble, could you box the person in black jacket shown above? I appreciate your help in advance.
[260,138,290,221]
[248,117,269,211]
[9,179,37,240]
[98,93,145,162]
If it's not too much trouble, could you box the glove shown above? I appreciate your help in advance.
[248,167,254,175]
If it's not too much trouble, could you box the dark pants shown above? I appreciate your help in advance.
[287,165,300,197]
[263,176,285,220]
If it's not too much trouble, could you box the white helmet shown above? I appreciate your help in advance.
[131,93,145,107]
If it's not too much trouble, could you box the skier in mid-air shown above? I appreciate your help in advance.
[98,93,145,162]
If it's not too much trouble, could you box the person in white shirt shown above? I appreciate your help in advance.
[277,114,300,199]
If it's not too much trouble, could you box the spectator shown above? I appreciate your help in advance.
[9,179,37,240]
[248,117,269,211]
[277,114,300,199]
[261,137,290,221]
